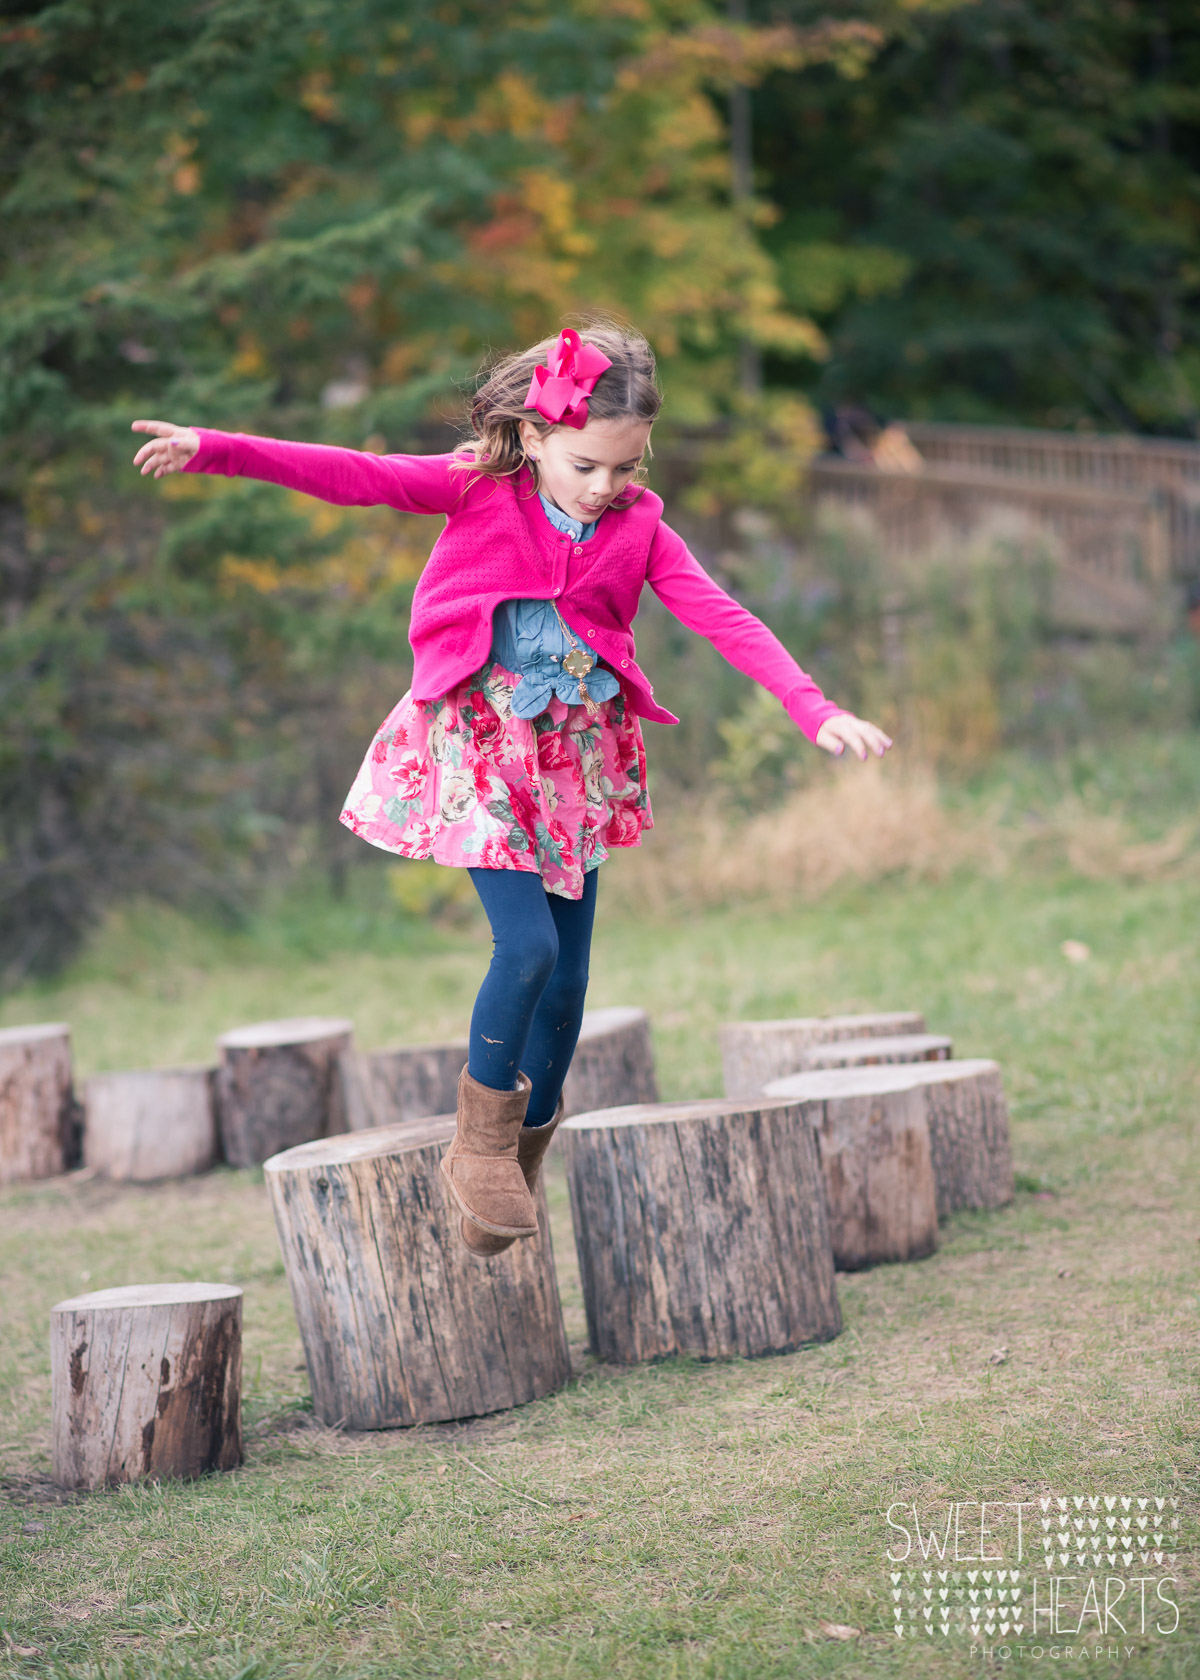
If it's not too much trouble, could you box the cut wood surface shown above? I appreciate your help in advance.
[216,1017,353,1167]
[560,1097,841,1365]
[84,1067,217,1181]
[763,1059,1014,1220]
[0,1022,75,1185]
[51,1282,242,1490]
[264,1117,569,1428]
[801,1032,952,1070]
[720,1011,926,1099]
[340,1006,658,1132]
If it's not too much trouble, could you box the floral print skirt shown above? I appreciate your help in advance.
[339,660,653,900]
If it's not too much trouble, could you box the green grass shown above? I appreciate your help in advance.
[1,797,1199,1677]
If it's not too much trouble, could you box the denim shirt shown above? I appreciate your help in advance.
[489,494,621,719]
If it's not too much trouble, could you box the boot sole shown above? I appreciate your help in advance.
[439,1155,538,1239]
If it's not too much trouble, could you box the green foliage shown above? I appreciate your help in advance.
[757,0,1200,432]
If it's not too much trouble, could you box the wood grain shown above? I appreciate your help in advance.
[84,1066,217,1181]
[720,1012,926,1099]
[0,1022,75,1184]
[216,1017,352,1167]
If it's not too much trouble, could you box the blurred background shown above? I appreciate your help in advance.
[3,0,1200,985]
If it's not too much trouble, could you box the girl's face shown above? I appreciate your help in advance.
[518,415,651,524]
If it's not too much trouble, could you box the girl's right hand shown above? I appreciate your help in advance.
[131,419,200,477]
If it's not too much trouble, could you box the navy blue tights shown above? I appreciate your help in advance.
[467,867,598,1127]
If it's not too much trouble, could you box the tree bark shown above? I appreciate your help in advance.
[264,1116,569,1428]
[720,1012,927,1099]
[84,1066,217,1181]
[216,1017,353,1167]
[561,1097,842,1365]
[763,1058,1014,1221]
[801,1032,952,1070]
[339,1006,659,1131]
[802,1085,938,1270]
[51,1283,242,1489]
[0,1022,75,1184]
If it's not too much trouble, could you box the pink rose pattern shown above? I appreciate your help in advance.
[339,659,652,900]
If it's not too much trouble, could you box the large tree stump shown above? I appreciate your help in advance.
[720,1011,927,1099]
[560,1097,842,1364]
[339,1006,659,1132]
[84,1067,218,1181]
[264,1117,569,1428]
[801,1032,952,1071]
[216,1017,353,1167]
[0,1022,75,1184]
[764,1059,1014,1220]
[51,1283,242,1489]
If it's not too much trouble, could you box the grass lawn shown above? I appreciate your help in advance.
[1,834,1198,1677]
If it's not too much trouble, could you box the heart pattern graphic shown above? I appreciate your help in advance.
[887,1493,1182,1639]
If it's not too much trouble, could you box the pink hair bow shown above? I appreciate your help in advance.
[523,328,613,430]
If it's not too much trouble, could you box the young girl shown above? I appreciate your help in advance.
[132,322,891,1257]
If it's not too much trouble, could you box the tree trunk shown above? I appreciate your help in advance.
[51,1283,242,1489]
[720,1012,927,1099]
[763,1058,1014,1221]
[84,1066,217,1181]
[340,1039,466,1132]
[563,1006,659,1115]
[560,1097,842,1365]
[264,1116,569,1428]
[801,1032,952,1070]
[0,1022,75,1184]
[216,1017,353,1167]
[803,1085,938,1270]
[339,1006,658,1132]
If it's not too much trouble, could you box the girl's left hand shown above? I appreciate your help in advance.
[815,713,893,761]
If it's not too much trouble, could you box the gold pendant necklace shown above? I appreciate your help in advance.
[552,600,600,715]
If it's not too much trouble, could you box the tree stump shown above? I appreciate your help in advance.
[801,1032,952,1071]
[0,1022,75,1184]
[264,1117,569,1428]
[562,1006,659,1115]
[84,1067,218,1181]
[339,1006,658,1132]
[51,1283,242,1489]
[560,1097,842,1364]
[339,1039,466,1132]
[763,1058,1014,1221]
[720,1012,927,1099]
[216,1017,353,1167]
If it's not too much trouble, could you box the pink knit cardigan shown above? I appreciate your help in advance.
[184,430,846,740]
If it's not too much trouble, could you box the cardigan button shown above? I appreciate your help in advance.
[620,659,628,668]
[573,545,582,555]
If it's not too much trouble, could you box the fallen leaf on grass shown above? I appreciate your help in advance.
[567,1511,599,1521]
[1061,939,1091,964]
[988,1347,1009,1366]
[1057,1267,1072,1278]
[484,1621,514,1631]
[819,1620,860,1640]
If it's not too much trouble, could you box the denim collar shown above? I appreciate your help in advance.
[538,491,598,543]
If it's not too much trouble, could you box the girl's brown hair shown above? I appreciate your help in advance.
[456,320,661,502]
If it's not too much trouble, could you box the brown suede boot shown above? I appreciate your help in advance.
[439,1066,539,1239]
[460,1091,566,1257]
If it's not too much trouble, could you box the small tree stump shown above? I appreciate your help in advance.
[340,1039,466,1132]
[0,1022,75,1184]
[264,1118,569,1428]
[84,1067,218,1181]
[339,1006,658,1132]
[51,1283,242,1489]
[801,1032,952,1071]
[562,1006,659,1115]
[720,1011,927,1099]
[764,1058,1014,1221]
[560,1097,841,1364]
[216,1017,353,1167]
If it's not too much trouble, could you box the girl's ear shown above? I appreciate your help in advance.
[517,417,545,458]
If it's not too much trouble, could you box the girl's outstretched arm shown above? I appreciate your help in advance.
[646,519,892,759]
[131,420,463,515]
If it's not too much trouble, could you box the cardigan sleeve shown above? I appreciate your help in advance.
[645,519,848,743]
[183,429,465,515]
